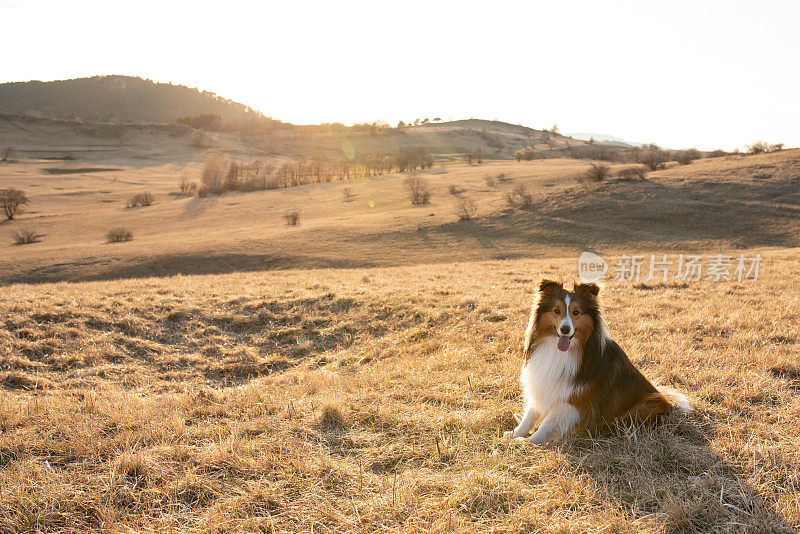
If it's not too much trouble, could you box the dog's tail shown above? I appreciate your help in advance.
[656,385,693,413]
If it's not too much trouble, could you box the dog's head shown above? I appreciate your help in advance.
[529,279,601,353]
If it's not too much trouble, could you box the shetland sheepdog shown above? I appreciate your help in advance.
[505,279,691,444]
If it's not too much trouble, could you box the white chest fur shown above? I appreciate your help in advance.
[521,336,579,414]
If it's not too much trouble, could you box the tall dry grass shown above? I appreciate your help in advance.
[0,252,798,532]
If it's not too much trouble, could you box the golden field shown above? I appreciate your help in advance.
[1,252,799,532]
[2,135,800,532]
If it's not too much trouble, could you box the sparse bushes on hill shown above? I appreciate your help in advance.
[1,189,28,220]
[13,227,38,245]
[456,198,477,221]
[126,192,154,208]
[107,227,133,242]
[475,129,504,150]
[616,165,649,181]
[405,176,431,205]
[746,141,784,155]
[284,210,301,226]
[505,184,533,209]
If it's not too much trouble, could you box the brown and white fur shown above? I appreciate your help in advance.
[505,279,691,445]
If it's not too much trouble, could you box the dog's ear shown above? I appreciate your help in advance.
[538,279,563,293]
[575,282,600,297]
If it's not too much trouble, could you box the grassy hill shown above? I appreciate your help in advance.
[1,148,798,284]
[1,112,799,531]
[0,76,264,123]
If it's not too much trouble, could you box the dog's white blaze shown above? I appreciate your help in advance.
[559,294,575,336]
[521,336,579,416]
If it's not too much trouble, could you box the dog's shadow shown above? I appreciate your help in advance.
[550,411,795,532]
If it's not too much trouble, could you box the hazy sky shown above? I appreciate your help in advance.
[2,0,798,150]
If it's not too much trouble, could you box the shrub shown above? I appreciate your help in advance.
[616,165,649,181]
[0,189,29,220]
[179,176,197,195]
[674,149,701,165]
[496,173,511,183]
[456,198,477,221]
[284,210,300,226]
[107,227,133,242]
[514,148,543,161]
[342,188,356,202]
[505,184,533,208]
[484,175,497,187]
[638,146,667,171]
[126,192,154,208]
[13,227,38,245]
[448,184,462,195]
[404,176,431,205]
[584,163,610,183]
[0,147,12,162]
[465,149,483,165]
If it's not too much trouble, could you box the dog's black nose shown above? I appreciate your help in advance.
[560,325,571,335]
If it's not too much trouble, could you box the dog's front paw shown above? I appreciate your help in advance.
[514,436,541,446]
[503,430,515,438]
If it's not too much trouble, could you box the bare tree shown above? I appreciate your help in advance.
[0,147,13,162]
[200,152,229,193]
[638,145,667,171]
[0,189,29,220]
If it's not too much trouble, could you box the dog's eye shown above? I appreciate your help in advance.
[553,308,561,315]
[572,309,580,316]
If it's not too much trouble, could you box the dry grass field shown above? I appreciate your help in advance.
[1,251,799,532]
[3,118,800,531]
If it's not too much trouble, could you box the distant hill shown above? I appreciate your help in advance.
[0,75,265,123]
[568,132,644,147]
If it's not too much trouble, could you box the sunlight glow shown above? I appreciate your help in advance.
[1,0,798,150]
